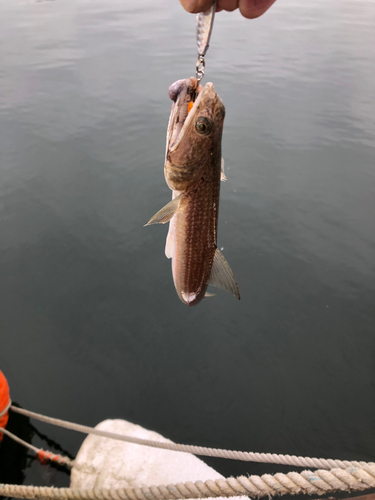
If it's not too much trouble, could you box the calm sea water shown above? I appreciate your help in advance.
[0,0,374,492]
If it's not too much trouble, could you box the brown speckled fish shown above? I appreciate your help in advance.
[145,77,240,306]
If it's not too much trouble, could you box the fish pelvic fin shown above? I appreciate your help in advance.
[165,223,175,259]
[207,248,240,300]
[144,193,183,226]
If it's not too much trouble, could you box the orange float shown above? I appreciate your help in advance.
[0,370,10,442]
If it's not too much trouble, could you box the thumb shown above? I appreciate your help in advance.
[179,0,214,13]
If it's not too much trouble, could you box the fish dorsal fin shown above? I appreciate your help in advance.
[221,158,227,181]
[144,193,183,226]
[207,248,240,300]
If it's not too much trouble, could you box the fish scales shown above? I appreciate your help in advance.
[146,77,239,306]
[173,169,220,304]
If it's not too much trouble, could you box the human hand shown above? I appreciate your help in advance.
[179,0,277,19]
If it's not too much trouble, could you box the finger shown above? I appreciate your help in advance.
[239,0,277,18]
[179,0,214,13]
[217,0,239,12]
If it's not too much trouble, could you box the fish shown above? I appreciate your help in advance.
[145,77,240,306]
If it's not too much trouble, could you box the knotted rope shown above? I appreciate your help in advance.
[1,464,375,500]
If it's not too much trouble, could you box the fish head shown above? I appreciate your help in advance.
[165,77,225,192]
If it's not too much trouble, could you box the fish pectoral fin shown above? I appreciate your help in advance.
[207,248,240,300]
[221,158,227,181]
[144,193,183,226]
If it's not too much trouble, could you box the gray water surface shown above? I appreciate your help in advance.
[0,0,375,490]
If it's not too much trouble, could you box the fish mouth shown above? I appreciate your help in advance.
[166,78,215,154]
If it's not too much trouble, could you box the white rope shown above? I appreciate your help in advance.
[0,426,40,454]
[0,426,74,468]
[1,464,375,499]
[10,406,373,470]
[0,398,12,418]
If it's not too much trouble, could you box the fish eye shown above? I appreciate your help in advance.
[195,117,212,136]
